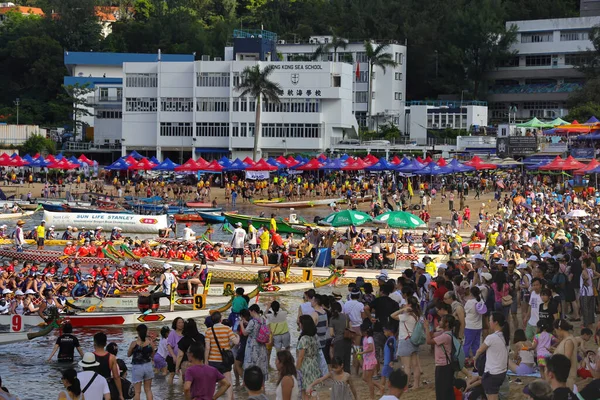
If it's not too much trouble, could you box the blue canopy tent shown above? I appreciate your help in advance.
[55,153,64,160]
[224,158,249,171]
[266,158,287,169]
[21,154,34,163]
[319,158,345,170]
[129,150,144,159]
[396,159,424,173]
[339,154,350,161]
[414,161,453,175]
[150,156,160,164]
[152,158,179,171]
[447,159,475,173]
[218,156,232,168]
[104,159,130,171]
[585,116,600,124]
[365,158,395,171]
[9,152,18,159]
[68,156,82,166]
[29,156,51,168]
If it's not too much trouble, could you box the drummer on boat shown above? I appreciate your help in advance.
[148,263,177,311]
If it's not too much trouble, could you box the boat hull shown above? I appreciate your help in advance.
[186,202,213,208]
[197,212,225,224]
[223,213,310,234]
[0,249,113,265]
[0,211,35,220]
[256,198,344,209]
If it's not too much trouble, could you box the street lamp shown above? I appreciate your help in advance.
[14,98,20,125]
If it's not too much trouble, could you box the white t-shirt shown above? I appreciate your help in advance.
[464,298,483,330]
[247,226,257,245]
[183,227,195,241]
[231,228,246,249]
[528,291,541,326]
[333,241,348,256]
[77,370,110,400]
[398,313,417,340]
[483,331,508,374]
[342,299,364,327]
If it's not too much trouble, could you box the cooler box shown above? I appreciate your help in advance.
[315,248,331,267]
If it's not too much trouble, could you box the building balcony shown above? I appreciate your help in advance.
[87,96,123,105]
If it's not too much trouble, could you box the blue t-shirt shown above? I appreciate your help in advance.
[383,336,396,366]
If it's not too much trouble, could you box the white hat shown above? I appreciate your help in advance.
[2,289,12,295]
[142,264,150,270]
[541,252,552,258]
[66,241,72,245]
[67,226,72,229]
[79,352,100,368]
[24,289,36,295]
[453,229,458,233]
[376,270,389,280]
[0,225,6,228]
[96,226,103,230]
[14,289,24,296]
[329,227,335,231]
[416,262,426,270]
[526,255,539,262]
[497,259,509,267]
[497,245,504,250]
[473,254,485,261]
[438,263,448,270]
[517,262,528,270]
[163,263,172,270]
[594,246,600,253]
[481,272,493,281]
[235,222,242,227]
[45,273,52,277]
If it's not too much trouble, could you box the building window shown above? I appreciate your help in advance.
[125,73,158,87]
[261,123,321,138]
[356,71,369,83]
[116,88,122,100]
[560,30,589,41]
[565,53,590,66]
[240,98,248,112]
[96,110,122,119]
[355,91,368,103]
[196,97,229,112]
[125,97,157,112]
[263,98,321,113]
[249,99,256,112]
[195,122,230,137]
[232,73,240,88]
[333,75,341,87]
[521,32,553,43]
[355,52,368,63]
[196,72,231,87]
[355,112,367,127]
[523,101,559,110]
[525,55,552,67]
[161,97,193,112]
[99,88,108,100]
[160,122,192,137]
[394,92,402,100]
[497,57,520,68]
[395,53,404,64]
[395,72,403,81]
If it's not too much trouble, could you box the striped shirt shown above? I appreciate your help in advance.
[315,310,328,349]
[205,323,236,363]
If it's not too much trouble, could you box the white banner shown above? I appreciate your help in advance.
[245,171,270,180]
[43,211,168,233]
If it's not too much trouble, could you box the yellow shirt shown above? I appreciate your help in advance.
[260,230,270,250]
[36,225,45,239]
[487,232,499,246]
[270,218,277,232]
[425,262,437,277]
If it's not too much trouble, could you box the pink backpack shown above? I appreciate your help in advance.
[255,319,271,344]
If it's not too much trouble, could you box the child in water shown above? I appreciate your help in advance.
[153,326,170,376]
[307,357,358,400]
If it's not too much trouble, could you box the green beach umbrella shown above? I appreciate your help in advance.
[375,211,425,228]
[321,210,372,227]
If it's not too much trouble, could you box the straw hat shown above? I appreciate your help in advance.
[79,352,100,368]
[16,220,25,225]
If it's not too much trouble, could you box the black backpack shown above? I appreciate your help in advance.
[485,285,495,312]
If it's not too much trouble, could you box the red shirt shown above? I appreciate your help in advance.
[77,247,89,257]
[433,285,449,301]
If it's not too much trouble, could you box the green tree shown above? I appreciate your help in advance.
[364,41,397,129]
[61,83,95,140]
[566,102,600,122]
[236,65,283,160]
[20,134,56,155]
[324,34,348,62]
[41,0,102,51]
[378,123,402,142]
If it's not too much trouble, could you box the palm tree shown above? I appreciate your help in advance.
[364,41,398,129]
[325,35,348,62]
[236,65,283,160]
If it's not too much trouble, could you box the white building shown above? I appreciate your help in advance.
[487,16,600,121]
[120,59,357,160]
[258,36,407,131]
[405,101,488,145]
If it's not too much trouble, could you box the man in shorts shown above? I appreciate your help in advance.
[259,226,270,266]
[247,220,258,264]
[231,222,246,265]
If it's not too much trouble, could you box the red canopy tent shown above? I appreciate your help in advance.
[125,155,137,165]
[575,159,600,174]
[317,153,328,161]
[538,156,564,171]
[464,155,497,170]
[391,155,402,164]
[243,157,256,166]
[175,158,201,171]
[363,154,379,165]
[247,159,277,171]
[0,153,11,166]
[6,155,30,167]
[45,154,56,163]
[561,155,586,170]
[296,158,323,171]
[78,154,94,166]
[424,156,433,163]
[275,156,290,167]
[342,158,369,171]
[129,158,155,170]
[436,158,448,166]
[195,157,209,169]
[287,156,299,166]
[204,160,223,172]
[416,156,423,163]
[48,159,79,170]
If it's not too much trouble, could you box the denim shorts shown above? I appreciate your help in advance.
[131,362,154,383]
[273,332,291,349]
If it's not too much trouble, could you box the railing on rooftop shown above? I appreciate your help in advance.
[63,141,122,151]
[406,100,488,107]
[87,96,122,104]
[233,29,278,41]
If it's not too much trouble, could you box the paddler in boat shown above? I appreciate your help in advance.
[71,275,94,299]
[265,245,291,285]
[183,223,195,241]
[14,219,25,252]
[76,238,92,257]
[0,224,7,238]
[37,288,63,318]
[110,226,123,241]
[22,289,39,314]
[148,263,177,311]
[63,241,77,256]
[9,289,25,314]
[45,225,57,240]
[132,264,153,285]
[42,272,58,292]
[0,289,12,314]
[61,226,74,241]
[184,264,207,297]
[102,275,122,297]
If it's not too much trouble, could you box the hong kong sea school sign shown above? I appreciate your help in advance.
[497,136,538,157]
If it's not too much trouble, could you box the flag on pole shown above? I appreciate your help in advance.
[407,178,414,197]
[355,62,360,80]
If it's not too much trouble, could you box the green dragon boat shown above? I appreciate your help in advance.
[223,212,314,234]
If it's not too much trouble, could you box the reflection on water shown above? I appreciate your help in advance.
[1,290,329,400]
